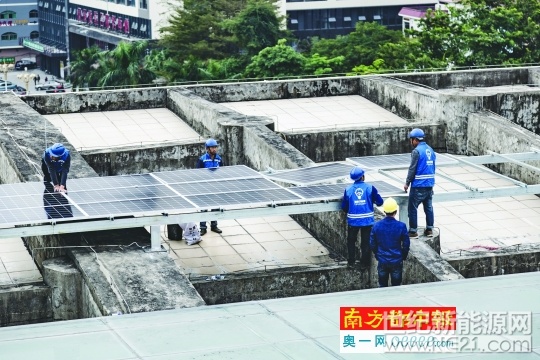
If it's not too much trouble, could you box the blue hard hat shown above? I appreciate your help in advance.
[205,138,218,147]
[409,128,425,139]
[50,143,66,157]
[350,166,365,181]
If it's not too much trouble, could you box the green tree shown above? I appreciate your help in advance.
[98,41,155,87]
[224,0,288,56]
[245,39,306,78]
[70,46,103,88]
[304,53,344,75]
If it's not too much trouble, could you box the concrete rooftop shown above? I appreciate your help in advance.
[220,95,409,132]
[0,271,538,359]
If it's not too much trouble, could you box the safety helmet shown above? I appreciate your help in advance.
[350,166,365,181]
[409,128,425,140]
[205,138,218,148]
[50,143,66,157]
[383,197,398,213]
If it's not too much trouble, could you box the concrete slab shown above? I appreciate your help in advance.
[0,272,538,359]
[220,95,409,132]
[43,108,201,151]
[0,238,41,286]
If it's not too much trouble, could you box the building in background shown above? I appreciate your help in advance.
[21,0,169,77]
[398,0,455,32]
[285,0,438,38]
[0,0,41,66]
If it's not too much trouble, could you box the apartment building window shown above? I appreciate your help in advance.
[139,0,147,9]
[29,10,39,18]
[0,11,16,19]
[1,32,17,40]
[30,30,39,39]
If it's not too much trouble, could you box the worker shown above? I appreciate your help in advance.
[370,197,410,287]
[196,138,224,235]
[342,166,383,270]
[42,143,70,193]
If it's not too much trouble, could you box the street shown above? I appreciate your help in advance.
[0,67,72,95]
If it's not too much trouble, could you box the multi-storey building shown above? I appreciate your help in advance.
[0,0,41,66]
[21,0,168,77]
[285,0,439,38]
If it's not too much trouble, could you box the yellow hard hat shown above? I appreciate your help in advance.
[383,197,398,213]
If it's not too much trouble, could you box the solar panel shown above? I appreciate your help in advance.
[153,165,260,184]
[67,185,179,203]
[68,174,161,191]
[185,189,302,208]
[264,163,355,185]
[78,196,195,216]
[347,153,457,170]
[170,178,281,196]
[288,180,404,201]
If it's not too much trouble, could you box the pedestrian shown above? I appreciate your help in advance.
[403,128,436,238]
[196,138,224,235]
[45,76,48,82]
[42,143,71,193]
[341,166,384,270]
[370,197,410,287]
[33,76,37,86]
[37,74,41,83]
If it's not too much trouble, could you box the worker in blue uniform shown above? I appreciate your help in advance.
[404,128,436,238]
[197,138,224,235]
[370,197,410,287]
[342,166,384,270]
[42,143,71,193]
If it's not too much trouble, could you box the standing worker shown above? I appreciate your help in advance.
[370,198,410,287]
[197,138,224,235]
[404,128,436,238]
[342,166,384,270]
[42,143,71,193]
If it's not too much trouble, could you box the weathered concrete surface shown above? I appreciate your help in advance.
[81,142,203,176]
[484,91,540,136]
[23,88,166,115]
[70,232,205,315]
[43,257,82,320]
[467,111,540,185]
[393,68,530,90]
[167,88,313,170]
[187,77,360,102]
[445,242,540,278]
[284,124,447,162]
[192,265,371,305]
[0,285,52,326]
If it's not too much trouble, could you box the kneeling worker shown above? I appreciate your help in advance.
[42,143,71,193]
[370,197,410,287]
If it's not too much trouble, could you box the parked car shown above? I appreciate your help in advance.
[14,59,37,70]
[4,84,26,95]
[36,81,65,91]
[0,80,13,87]
[46,84,66,93]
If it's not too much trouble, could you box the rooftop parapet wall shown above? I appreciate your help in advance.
[284,123,447,162]
[483,91,540,136]
[467,111,540,185]
[22,89,167,115]
[186,77,360,103]
[392,68,530,90]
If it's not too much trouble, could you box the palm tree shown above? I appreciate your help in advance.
[98,41,155,88]
[70,46,103,89]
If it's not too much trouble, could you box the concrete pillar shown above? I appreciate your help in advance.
[42,257,82,320]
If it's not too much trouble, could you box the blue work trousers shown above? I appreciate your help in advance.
[407,187,434,232]
[377,262,403,287]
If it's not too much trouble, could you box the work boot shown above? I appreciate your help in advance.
[423,229,433,237]
[200,229,207,236]
[211,227,222,234]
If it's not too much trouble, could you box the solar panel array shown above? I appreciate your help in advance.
[288,181,404,201]
[264,163,355,185]
[347,153,458,170]
[0,165,407,227]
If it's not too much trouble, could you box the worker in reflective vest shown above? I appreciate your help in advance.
[404,128,436,238]
[342,166,383,270]
[197,138,224,235]
[42,143,71,193]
